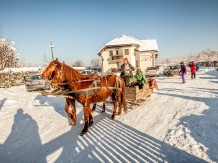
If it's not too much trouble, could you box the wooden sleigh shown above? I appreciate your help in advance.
[125,84,153,109]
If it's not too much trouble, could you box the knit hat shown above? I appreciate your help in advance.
[136,67,141,72]
[180,62,184,64]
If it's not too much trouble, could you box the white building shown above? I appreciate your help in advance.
[98,35,159,73]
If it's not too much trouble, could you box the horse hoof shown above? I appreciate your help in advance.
[80,131,87,136]
[102,110,105,113]
[89,123,93,127]
[69,122,76,126]
[111,115,115,120]
[117,112,122,116]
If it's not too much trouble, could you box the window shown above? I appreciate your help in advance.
[124,49,129,55]
[109,50,113,56]
[116,50,118,55]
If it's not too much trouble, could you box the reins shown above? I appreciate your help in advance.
[51,78,96,85]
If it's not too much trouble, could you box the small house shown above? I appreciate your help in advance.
[97,35,159,73]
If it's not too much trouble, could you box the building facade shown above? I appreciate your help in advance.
[98,35,159,73]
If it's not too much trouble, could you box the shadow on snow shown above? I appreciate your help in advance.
[0,98,7,111]
[0,105,206,163]
[156,87,218,162]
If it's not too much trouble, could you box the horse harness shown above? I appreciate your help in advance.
[49,63,122,102]
[65,75,123,103]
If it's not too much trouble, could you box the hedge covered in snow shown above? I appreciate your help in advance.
[0,68,41,88]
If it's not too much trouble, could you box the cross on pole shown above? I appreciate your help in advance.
[49,40,54,60]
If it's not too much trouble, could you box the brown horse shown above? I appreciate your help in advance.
[41,60,105,126]
[41,59,127,135]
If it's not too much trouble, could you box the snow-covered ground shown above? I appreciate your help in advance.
[0,68,218,163]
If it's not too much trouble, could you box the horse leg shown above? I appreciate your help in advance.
[117,93,122,116]
[64,98,72,119]
[89,109,94,127]
[91,103,96,113]
[92,103,106,113]
[67,98,76,125]
[81,102,92,136]
[102,103,106,113]
[111,93,117,119]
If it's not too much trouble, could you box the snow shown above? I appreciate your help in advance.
[1,67,41,73]
[0,68,218,162]
[105,35,139,46]
[138,40,159,52]
[72,67,86,70]
[98,35,158,54]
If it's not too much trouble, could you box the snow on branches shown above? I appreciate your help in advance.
[0,38,20,70]
[157,49,218,66]
[90,58,102,67]
[0,68,41,88]
[72,60,84,67]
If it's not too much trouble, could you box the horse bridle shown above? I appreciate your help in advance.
[49,62,64,86]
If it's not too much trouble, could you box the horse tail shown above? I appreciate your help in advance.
[120,77,128,113]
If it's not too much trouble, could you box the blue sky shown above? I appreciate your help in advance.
[0,0,218,66]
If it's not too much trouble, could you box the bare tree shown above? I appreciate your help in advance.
[17,59,31,67]
[72,60,84,67]
[90,58,102,67]
[41,54,50,69]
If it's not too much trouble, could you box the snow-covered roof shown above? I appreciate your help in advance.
[138,40,159,52]
[98,35,159,54]
[105,35,140,46]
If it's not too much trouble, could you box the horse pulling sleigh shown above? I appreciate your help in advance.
[40,59,158,136]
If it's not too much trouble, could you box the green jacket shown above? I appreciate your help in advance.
[130,73,147,84]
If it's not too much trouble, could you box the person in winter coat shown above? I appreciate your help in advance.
[190,60,197,79]
[120,58,135,86]
[180,62,186,83]
[129,68,147,89]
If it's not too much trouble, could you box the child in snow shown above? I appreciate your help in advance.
[180,62,186,83]
[129,68,147,89]
[190,60,197,79]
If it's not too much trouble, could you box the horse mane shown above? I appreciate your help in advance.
[61,63,96,89]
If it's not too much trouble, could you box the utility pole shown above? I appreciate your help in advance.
[49,40,54,60]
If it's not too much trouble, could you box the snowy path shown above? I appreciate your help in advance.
[0,68,218,163]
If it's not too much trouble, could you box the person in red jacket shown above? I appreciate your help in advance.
[190,60,197,79]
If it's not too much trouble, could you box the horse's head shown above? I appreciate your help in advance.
[49,61,66,88]
[50,62,82,89]
[41,58,62,80]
